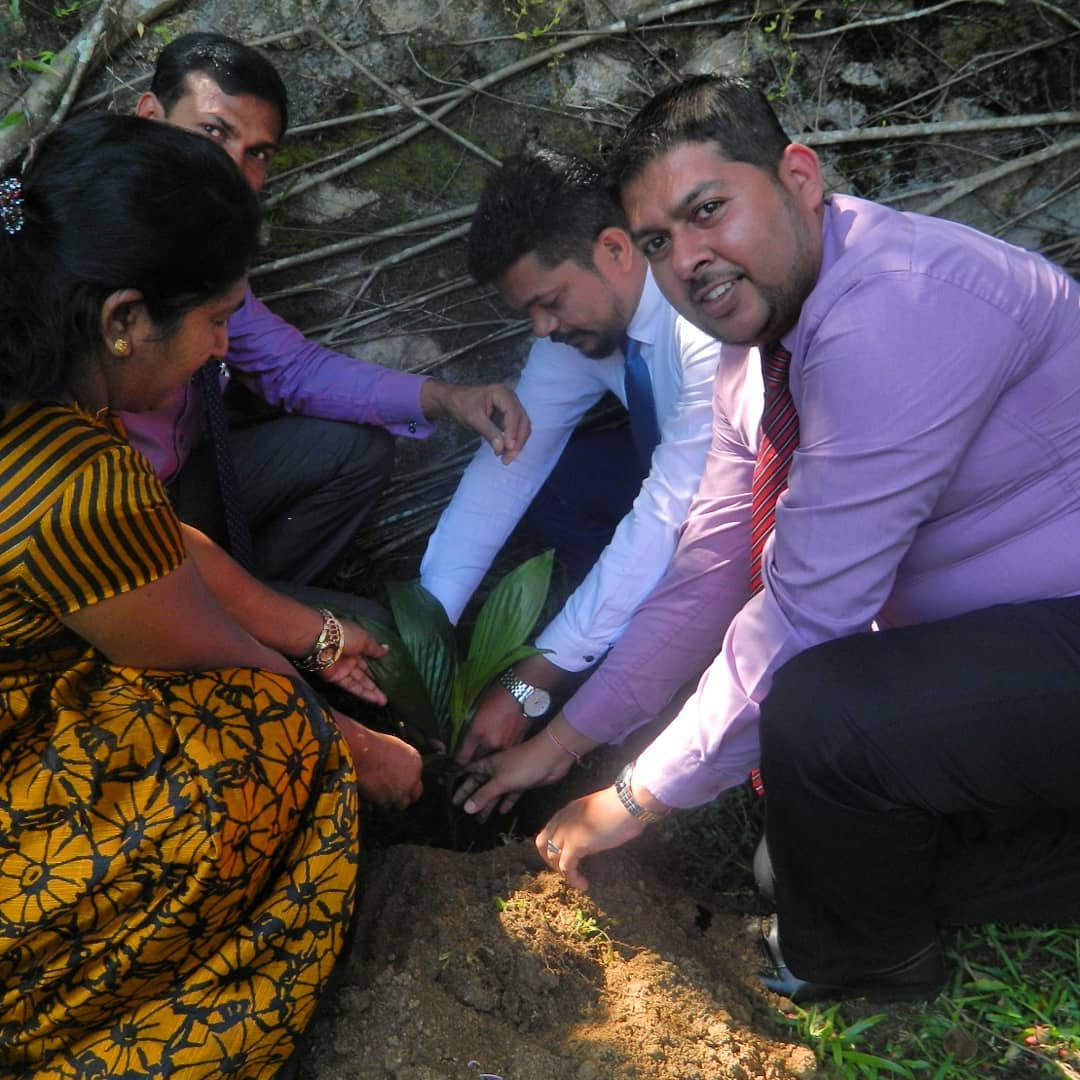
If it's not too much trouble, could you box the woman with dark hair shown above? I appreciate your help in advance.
[0,113,421,1077]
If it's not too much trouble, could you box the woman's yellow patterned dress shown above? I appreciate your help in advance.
[0,403,359,1078]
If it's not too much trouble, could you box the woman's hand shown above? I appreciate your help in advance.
[319,617,389,706]
[454,720,589,820]
[332,710,423,810]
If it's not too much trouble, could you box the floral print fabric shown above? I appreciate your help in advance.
[0,405,358,1078]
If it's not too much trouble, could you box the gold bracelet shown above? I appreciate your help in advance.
[546,726,582,764]
[294,609,345,671]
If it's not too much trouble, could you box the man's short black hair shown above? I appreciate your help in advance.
[610,75,791,192]
[150,31,289,137]
[467,149,627,286]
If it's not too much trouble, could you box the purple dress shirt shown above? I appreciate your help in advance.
[121,289,434,483]
[564,194,1080,808]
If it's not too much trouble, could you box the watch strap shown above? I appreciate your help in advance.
[615,762,666,825]
[498,668,534,705]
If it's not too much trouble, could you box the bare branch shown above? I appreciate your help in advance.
[789,0,1006,39]
[0,0,182,168]
[801,111,1080,146]
[916,132,1080,216]
[250,206,475,278]
[304,22,501,168]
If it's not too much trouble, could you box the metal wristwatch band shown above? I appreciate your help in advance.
[498,669,533,703]
[497,668,551,718]
[615,762,665,824]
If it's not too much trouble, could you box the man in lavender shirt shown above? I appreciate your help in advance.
[125,33,528,586]
[461,75,1080,1002]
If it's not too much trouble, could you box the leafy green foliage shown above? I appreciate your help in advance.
[9,52,57,75]
[53,0,95,16]
[505,0,567,41]
[359,549,554,757]
[784,924,1080,1078]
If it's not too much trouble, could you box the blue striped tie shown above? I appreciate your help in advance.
[623,337,661,473]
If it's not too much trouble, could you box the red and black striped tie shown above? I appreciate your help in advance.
[748,342,798,798]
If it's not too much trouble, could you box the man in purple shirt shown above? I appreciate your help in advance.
[125,33,528,585]
[461,75,1080,1002]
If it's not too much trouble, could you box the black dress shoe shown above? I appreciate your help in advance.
[758,917,944,1004]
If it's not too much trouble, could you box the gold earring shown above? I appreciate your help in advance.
[113,338,131,357]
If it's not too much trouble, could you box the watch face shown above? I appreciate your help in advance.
[522,688,551,718]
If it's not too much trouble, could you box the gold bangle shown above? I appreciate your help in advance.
[294,609,345,671]
[546,726,581,764]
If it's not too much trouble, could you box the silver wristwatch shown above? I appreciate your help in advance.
[614,762,667,825]
[497,668,552,719]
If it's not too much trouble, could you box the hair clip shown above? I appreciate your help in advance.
[0,177,24,236]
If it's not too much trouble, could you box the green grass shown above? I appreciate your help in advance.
[645,789,1079,1078]
[782,925,1080,1078]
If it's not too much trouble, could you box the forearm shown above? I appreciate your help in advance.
[513,654,576,695]
[182,525,325,661]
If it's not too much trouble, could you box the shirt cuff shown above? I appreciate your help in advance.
[534,621,610,674]
[373,373,436,438]
[633,717,762,810]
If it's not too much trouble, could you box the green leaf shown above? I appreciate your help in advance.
[840,1014,887,1039]
[467,548,553,672]
[347,614,440,746]
[0,112,25,130]
[453,643,546,722]
[444,551,554,753]
[840,1050,915,1075]
[384,580,458,730]
[10,58,57,75]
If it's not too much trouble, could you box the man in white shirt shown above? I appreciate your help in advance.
[420,149,722,762]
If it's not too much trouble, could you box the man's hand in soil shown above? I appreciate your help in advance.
[455,685,531,765]
[420,379,531,465]
[333,710,423,810]
[537,779,667,891]
[455,715,598,820]
[456,654,568,764]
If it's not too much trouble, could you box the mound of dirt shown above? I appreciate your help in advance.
[300,841,818,1080]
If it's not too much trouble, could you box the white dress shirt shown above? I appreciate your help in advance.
[420,268,722,672]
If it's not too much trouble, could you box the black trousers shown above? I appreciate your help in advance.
[759,598,1080,986]
[170,412,394,586]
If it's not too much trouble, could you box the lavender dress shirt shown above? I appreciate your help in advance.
[121,289,434,483]
[564,194,1080,808]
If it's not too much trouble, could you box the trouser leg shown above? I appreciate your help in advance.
[523,424,646,586]
[171,415,394,586]
[759,598,1080,987]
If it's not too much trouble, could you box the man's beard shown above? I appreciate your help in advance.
[552,321,625,360]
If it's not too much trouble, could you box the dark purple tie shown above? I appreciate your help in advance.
[196,360,254,571]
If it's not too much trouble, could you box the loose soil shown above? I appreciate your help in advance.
[4,5,1078,1076]
[300,838,818,1080]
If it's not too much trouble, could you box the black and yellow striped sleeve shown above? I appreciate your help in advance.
[5,410,185,618]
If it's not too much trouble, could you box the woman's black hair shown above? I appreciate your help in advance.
[0,112,261,405]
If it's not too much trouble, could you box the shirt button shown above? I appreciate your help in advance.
[408,420,417,434]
